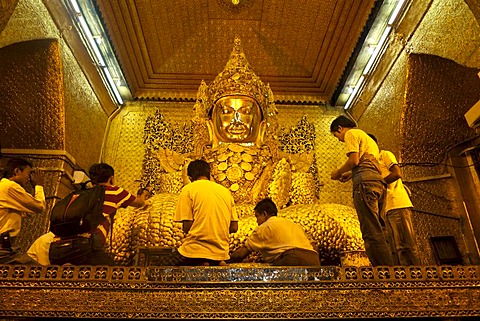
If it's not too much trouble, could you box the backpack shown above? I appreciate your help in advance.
[49,185,106,237]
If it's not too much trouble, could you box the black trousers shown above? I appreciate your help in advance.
[49,236,114,266]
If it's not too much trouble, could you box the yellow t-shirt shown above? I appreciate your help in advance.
[174,179,238,261]
[378,150,413,212]
[344,128,380,159]
[245,216,316,263]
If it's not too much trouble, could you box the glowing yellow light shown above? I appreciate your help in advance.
[232,0,240,5]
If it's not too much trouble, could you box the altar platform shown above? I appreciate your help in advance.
[1,264,479,319]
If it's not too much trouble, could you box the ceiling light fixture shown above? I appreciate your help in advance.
[340,0,410,110]
[63,0,129,105]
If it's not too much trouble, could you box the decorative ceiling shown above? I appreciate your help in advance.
[94,0,377,103]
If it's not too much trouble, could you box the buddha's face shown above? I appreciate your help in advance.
[211,96,262,143]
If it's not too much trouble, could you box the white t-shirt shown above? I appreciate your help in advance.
[378,150,413,212]
[27,231,55,265]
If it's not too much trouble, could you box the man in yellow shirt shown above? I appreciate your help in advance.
[174,159,238,266]
[0,157,46,264]
[229,198,320,266]
[368,134,420,265]
[330,115,393,266]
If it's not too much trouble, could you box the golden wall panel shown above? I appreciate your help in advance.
[0,39,64,150]
[0,0,18,35]
[0,0,60,46]
[358,52,408,157]
[357,0,480,161]
[402,53,480,176]
[409,0,480,68]
[465,0,480,24]
[103,101,192,195]
[358,53,480,266]
[409,178,469,264]
[0,0,107,168]
[410,198,466,265]
[61,45,107,169]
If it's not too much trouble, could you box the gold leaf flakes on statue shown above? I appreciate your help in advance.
[157,147,184,173]
[218,162,228,171]
[226,165,243,181]
[288,151,314,173]
[241,162,252,171]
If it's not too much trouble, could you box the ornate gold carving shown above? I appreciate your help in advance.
[1,265,480,319]
[209,38,270,118]
[192,38,278,148]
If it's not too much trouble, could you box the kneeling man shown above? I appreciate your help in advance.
[230,198,320,266]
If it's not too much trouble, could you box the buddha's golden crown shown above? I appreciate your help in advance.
[208,38,271,116]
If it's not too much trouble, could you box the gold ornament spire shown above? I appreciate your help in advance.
[193,38,278,147]
[208,37,272,119]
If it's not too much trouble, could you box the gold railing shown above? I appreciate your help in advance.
[1,265,479,319]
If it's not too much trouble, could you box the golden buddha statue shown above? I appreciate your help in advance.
[111,38,365,266]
